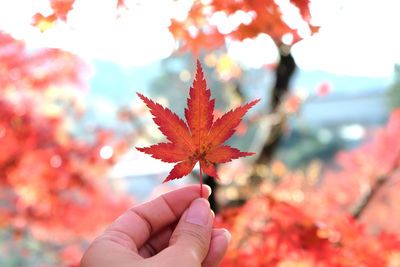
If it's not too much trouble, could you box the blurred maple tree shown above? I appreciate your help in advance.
[169,0,318,53]
[0,31,133,266]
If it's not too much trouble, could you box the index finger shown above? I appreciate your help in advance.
[104,184,211,251]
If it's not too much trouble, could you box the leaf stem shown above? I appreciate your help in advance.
[200,167,203,197]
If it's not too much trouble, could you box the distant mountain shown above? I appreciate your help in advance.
[292,68,392,95]
[291,68,392,127]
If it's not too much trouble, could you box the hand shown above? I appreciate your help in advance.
[81,185,231,267]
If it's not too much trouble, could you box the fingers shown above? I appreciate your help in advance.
[147,198,214,266]
[202,228,231,267]
[104,185,211,251]
[81,238,143,267]
[138,224,174,258]
[169,198,213,262]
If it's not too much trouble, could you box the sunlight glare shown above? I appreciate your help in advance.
[0,0,176,67]
[227,34,279,69]
[100,146,114,159]
[292,0,400,77]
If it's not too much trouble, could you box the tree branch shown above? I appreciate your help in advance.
[352,175,388,219]
[352,158,400,219]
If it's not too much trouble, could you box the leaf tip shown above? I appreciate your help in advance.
[162,175,177,184]
[136,92,145,99]
[252,98,261,106]
[195,58,205,80]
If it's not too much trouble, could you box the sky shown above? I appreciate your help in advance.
[292,0,400,77]
[0,0,400,77]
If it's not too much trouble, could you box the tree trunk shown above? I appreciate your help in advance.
[256,45,295,166]
[207,45,297,212]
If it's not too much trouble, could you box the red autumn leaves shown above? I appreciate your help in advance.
[136,60,259,183]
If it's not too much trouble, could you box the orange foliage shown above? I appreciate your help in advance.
[216,109,400,266]
[0,31,133,265]
[169,2,225,54]
[0,32,87,91]
[169,0,319,53]
[32,0,127,30]
[217,197,400,266]
[32,0,75,29]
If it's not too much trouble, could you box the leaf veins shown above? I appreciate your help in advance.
[136,60,259,183]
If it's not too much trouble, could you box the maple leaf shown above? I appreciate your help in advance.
[136,60,259,191]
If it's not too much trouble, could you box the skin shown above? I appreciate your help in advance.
[81,185,231,267]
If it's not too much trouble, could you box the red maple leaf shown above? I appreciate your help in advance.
[136,60,259,194]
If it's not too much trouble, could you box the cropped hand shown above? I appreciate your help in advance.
[81,185,231,267]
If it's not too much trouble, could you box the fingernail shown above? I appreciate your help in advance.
[203,185,212,198]
[185,198,210,226]
[222,229,232,243]
[213,228,232,243]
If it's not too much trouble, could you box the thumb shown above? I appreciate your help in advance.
[150,198,213,267]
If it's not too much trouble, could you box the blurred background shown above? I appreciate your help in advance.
[1,0,400,266]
